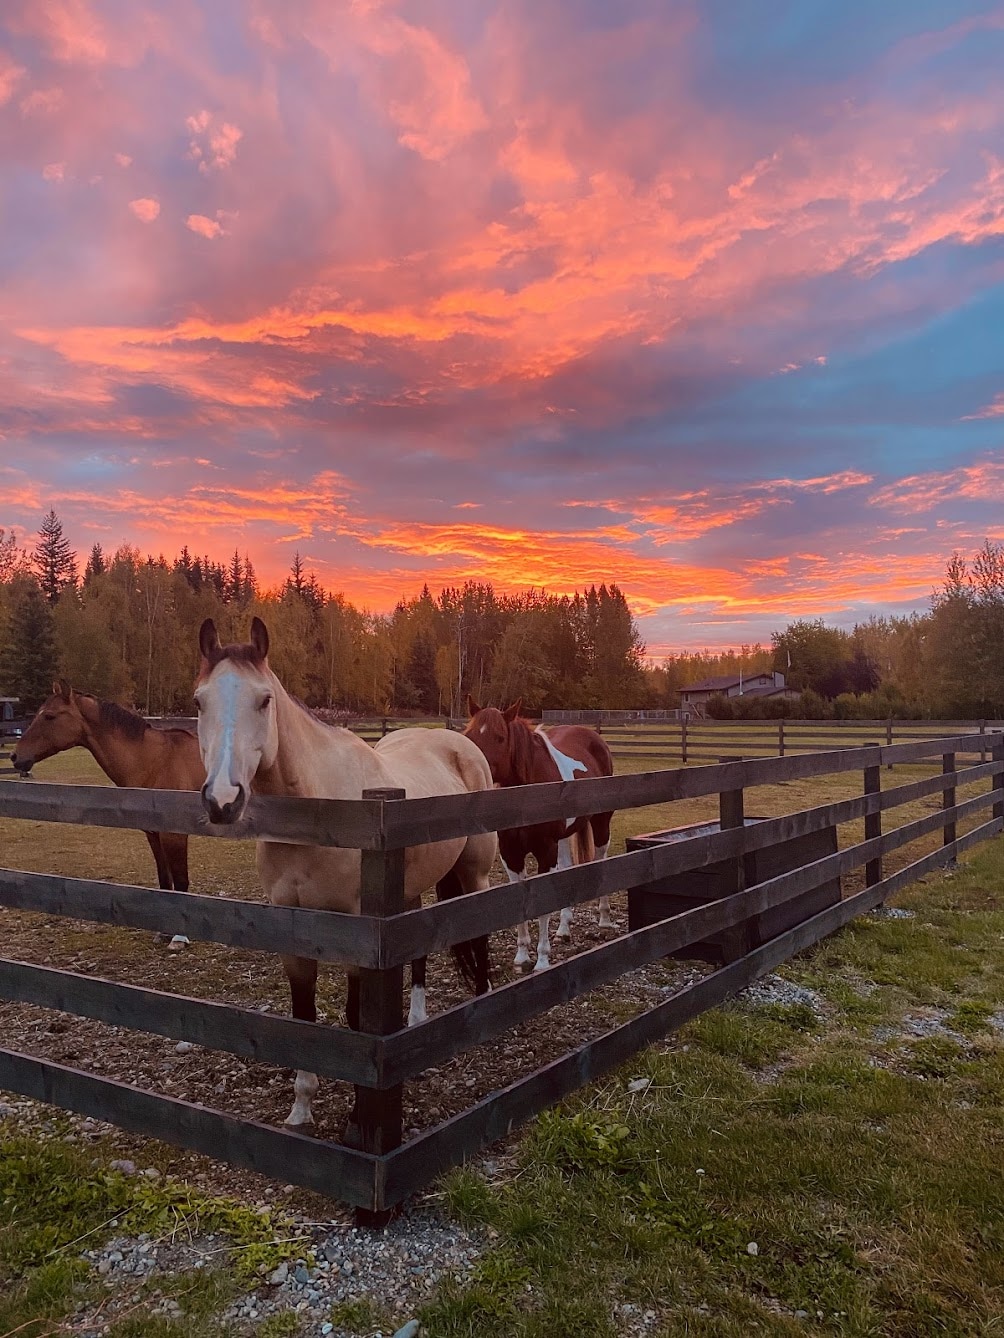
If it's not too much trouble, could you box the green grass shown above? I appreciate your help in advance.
[419,840,1004,1337]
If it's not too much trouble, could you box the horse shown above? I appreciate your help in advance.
[194,616,498,1134]
[464,699,616,973]
[11,681,204,950]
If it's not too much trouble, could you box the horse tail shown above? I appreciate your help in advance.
[570,819,596,865]
[436,866,491,995]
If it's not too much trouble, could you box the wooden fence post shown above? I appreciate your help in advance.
[980,719,987,764]
[380,718,389,738]
[355,787,406,1227]
[993,735,1004,824]
[681,715,688,765]
[778,719,785,758]
[864,754,882,889]
[885,718,893,770]
[719,759,755,957]
[942,751,956,862]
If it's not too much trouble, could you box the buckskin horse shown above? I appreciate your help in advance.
[465,700,615,973]
[194,617,498,1134]
[12,681,204,949]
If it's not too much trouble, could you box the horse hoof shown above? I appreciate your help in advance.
[555,928,571,941]
[532,959,551,973]
[513,952,531,969]
[598,917,615,930]
[167,935,190,950]
[283,1114,314,1131]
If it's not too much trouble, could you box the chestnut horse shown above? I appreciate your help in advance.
[465,700,615,973]
[12,681,204,949]
[194,617,498,1133]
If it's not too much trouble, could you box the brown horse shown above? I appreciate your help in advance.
[12,681,205,949]
[194,617,498,1132]
[465,700,615,972]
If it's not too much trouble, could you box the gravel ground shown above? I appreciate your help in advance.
[740,972,828,1019]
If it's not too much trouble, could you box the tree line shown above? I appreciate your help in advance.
[1,512,999,720]
[0,512,646,715]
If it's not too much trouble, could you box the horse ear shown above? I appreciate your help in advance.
[503,699,522,722]
[199,619,221,660]
[53,679,71,702]
[467,695,482,717]
[250,617,269,661]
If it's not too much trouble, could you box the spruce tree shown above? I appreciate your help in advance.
[0,578,58,710]
[32,509,78,604]
[84,542,106,585]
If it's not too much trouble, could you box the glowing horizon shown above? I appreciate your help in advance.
[1,1,1002,658]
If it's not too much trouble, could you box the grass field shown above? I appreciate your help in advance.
[1,743,1002,1335]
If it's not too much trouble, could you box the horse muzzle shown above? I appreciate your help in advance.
[200,781,248,825]
[10,753,33,776]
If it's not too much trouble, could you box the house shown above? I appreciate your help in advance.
[0,697,22,738]
[679,671,799,715]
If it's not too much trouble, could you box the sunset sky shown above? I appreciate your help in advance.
[2,1,1003,656]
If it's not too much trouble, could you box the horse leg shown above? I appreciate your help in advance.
[162,833,191,951]
[503,860,533,969]
[344,971,362,1148]
[408,956,427,1026]
[281,954,319,1128]
[144,832,188,949]
[593,813,614,929]
[555,836,578,940]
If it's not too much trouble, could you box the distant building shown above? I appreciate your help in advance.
[679,671,799,715]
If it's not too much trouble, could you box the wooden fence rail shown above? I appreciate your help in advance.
[0,732,1001,1217]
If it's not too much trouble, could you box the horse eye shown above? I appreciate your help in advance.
[259,695,272,712]
[43,713,57,722]
[194,699,202,713]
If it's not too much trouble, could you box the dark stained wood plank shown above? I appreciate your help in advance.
[864,762,882,887]
[380,747,886,848]
[378,778,993,964]
[943,752,957,851]
[0,868,381,967]
[0,957,379,1085]
[0,1048,380,1208]
[380,822,997,1207]
[0,782,386,849]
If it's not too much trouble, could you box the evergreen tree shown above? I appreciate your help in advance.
[83,543,106,586]
[32,509,78,604]
[289,552,306,599]
[0,577,58,710]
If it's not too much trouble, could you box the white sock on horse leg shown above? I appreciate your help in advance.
[285,1069,318,1127]
[534,914,552,972]
[558,906,574,937]
[168,935,190,949]
[408,984,427,1027]
[504,862,532,967]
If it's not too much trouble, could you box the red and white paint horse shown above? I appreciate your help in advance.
[465,700,615,973]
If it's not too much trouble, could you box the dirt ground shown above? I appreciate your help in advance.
[0,746,988,1214]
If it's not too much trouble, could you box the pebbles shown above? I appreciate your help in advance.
[742,972,826,1019]
[75,1208,480,1336]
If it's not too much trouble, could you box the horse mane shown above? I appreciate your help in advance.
[96,698,150,741]
[506,716,549,785]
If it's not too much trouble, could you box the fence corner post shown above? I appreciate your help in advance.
[681,714,688,765]
[778,719,785,758]
[355,786,406,1228]
[942,750,957,864]
[864,749,882,892]
[993,735,1004,826]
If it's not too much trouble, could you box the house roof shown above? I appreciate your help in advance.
[682,672,774,694]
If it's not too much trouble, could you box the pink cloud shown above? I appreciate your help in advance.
[962,392,1004,419]
[41,161,66,182]
[186,110,243,172]
[186,213,223,239]
[128,197,160,222]
[0,53,26,105]
[871,460,1004,513]
[114,151,132,167]
[19,86,65,116]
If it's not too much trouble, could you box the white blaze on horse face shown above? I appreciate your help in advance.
[196,663,276,817]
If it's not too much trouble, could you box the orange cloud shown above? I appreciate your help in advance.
[128,197,160,222]
[871,460,1004,512]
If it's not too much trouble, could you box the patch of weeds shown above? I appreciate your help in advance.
[749,1000,822,1033]
[531,1108,633,1175]
[327,1296,394,1333]
[905,1037,967,1080]
[443,1167,497,1227]
[948,998,994,1035]
[256,1312,300,1337]
[683,1006,803,1067]
[0,1256,91,1338]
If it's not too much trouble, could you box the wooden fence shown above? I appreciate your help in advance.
[0,733,1002,1222]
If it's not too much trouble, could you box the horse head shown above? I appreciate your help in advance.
[464,697,522,785]
[194,616,276,824]
[12,680,86,773]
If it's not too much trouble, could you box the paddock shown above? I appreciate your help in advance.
[0,733,1001,1222]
